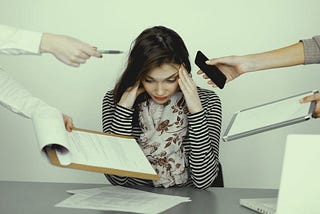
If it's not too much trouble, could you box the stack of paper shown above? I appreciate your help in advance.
[55,186,191,213]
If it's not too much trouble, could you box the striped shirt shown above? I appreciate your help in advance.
[102,87,222,189]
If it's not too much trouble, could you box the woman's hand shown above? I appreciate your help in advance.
[40,33,102,67]
[118,81,145,109]
[197,55,246,87]
[300,93,320,118]
[63,114,74,132]
[178,66,202,114]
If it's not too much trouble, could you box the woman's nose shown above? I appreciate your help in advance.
[155,83,165,95]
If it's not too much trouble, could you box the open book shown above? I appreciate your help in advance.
[31,107,159,180]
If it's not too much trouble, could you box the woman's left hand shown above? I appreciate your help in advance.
[178,65,202,114]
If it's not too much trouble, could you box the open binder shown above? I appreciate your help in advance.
[32,107,159,180]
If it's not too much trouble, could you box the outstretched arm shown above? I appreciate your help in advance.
[0,24,102,67]
[198,42,304,87]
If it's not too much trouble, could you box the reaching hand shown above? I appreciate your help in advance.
[300,93,320,118]
[63,114,74,132]
[197,55,246,87]
[178,65,202,114]
[118,81,145,109]
[40,33,102,67]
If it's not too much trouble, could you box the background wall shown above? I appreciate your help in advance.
[0,0,319,188]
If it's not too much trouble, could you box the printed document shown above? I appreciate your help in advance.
[55,186,191,213]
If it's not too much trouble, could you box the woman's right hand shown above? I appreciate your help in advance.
[118,81,145,109]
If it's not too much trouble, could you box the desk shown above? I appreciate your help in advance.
[0,181,277,214]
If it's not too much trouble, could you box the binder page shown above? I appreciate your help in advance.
[32,107,72,165]
[65,130,156,174]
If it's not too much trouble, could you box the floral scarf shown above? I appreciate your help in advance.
[138,92,189,187]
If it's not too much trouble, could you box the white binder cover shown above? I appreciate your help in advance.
[223,90,317,142]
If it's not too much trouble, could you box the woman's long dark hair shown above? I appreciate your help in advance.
[113,26,191,103]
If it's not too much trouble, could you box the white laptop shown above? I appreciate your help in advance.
[240,197,277,214]
[240,134,320,214]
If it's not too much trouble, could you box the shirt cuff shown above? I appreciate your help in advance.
[301,36,320,64]
[1,26,43,55]
[18,29,43,54]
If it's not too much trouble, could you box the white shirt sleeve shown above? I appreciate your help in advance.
[0,25,52,118]
[0,24,43,55]
[0,68,52,118]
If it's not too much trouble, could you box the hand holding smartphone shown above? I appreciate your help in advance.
[195,51,226,89]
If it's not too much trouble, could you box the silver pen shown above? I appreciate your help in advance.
[97,50,124,54]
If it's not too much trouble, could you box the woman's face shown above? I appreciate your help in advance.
[141,63,180,105]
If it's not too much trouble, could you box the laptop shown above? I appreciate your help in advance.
[240,197,277,214]
[240,134,320,214]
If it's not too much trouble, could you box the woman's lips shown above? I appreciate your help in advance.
[154,96,168,101]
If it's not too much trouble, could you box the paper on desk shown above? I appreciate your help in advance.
[55,186,191,214]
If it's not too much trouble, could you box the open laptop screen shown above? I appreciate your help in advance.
[240,134,320,214]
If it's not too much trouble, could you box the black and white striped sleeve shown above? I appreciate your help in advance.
[102,90,134,136]
[185,88,222,189]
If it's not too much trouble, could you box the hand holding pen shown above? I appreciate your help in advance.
[40,33,103,67]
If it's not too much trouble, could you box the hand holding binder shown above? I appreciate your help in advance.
[32,107,159,180]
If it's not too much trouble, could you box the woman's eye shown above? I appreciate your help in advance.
[167,78,177,83]
[144,79,153,83]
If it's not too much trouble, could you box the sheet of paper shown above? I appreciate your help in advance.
[58,130,156,174]
[56,186,191,214]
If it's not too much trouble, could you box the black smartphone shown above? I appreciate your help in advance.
[195,50,226,89]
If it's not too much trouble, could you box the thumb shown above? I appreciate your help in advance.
[205,58,217,65]
[300,93,319,103]
[84,46,102,58]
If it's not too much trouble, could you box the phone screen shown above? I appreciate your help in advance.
[195,51,226,89]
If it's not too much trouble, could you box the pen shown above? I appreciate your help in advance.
[97,50,124,54]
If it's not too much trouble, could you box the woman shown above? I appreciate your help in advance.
[102,26,222,189]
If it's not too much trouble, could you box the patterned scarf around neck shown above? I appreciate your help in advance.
[138,92,189,187]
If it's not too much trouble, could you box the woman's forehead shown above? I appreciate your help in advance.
[146,63,179,78]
